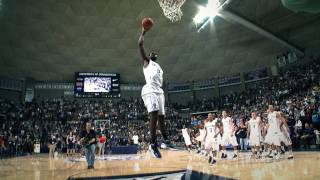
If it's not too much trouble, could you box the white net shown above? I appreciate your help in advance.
[157,0,186,22]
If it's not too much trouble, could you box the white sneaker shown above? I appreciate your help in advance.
[160,143,167,149]
[288,154,294,159]
[275,153,281,160]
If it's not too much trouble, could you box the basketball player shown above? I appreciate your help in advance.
[138,27,172,158]
[260,117,268,154]
[264,105,282,159]
[181,125,193,151]
[221,111,238,159]
[279,112,294,159]
[195,121,206,154]
[247,111,262,158]
[204,113,221,164]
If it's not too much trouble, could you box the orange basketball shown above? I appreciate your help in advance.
[142,17,154,31]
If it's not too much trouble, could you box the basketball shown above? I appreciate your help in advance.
[142,17,154,31]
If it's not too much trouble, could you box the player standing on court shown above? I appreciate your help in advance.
[264,105,282,159]
[138,18,173,158]
[247,111,262,159]
[279,112,294,159]
[204,113,221,164]
[221,110,238,159]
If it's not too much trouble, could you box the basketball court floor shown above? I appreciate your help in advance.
[0,150,319,180]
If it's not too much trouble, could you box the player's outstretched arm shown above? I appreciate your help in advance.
[138,29,149,67]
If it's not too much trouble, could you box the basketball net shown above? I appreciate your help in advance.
[157,0,186,22]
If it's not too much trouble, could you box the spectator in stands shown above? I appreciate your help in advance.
[300,123,316,148]
[0,58,319,158]
[0,134,5,157]
[312,110,320,129]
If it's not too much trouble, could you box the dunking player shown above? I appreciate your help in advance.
[138,27,172,158]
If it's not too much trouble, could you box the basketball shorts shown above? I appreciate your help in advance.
[279,132,292,146]
[222,133,238,146]
[249,134,261,147]
[183,134,192,146]
[264,130,281,146]
[204,136,220,151]
[142,92,165,115]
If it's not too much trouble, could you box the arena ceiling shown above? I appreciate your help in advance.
[0,0,319,83]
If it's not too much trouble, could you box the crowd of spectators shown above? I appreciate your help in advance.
[188,59,320,150]
[0,59,320,158]
[0,97,186,157]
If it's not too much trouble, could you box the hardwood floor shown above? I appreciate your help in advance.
[0,151,319,180]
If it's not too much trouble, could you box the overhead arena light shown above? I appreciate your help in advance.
[193,0,226,32]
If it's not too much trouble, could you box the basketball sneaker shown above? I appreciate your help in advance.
[274,153,281,160]
[265,150,273,158]
[161,140,177,150]
[287,150,294,159]
[288,154,294,159]
[232,154,238,159]
[221,153,227,159]
[280,146,286,154]
[149,144,162,158]
[210,159,217,164]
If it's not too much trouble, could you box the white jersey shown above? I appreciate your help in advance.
[196,128,206,142]
[199,128,206,137]
[267,111,281,133]
[205,120,217,136]
[141,60,164,96]
[222,117,233,135]
[249,117,261,136]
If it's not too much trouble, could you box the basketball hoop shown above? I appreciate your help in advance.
[157,0,186,22]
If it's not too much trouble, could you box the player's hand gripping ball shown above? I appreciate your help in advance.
[142,17,154,31]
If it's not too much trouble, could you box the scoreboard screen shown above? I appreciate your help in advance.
[74,72,120,98]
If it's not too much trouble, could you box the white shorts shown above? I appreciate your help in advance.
[196,134,205,142]
[249,134,261,147]
[142,93,165,115]
[183,135,192,146]
[222,133,238,146]
[204,137,220,151]
[279,132,292,146]
[264,130,281,146]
